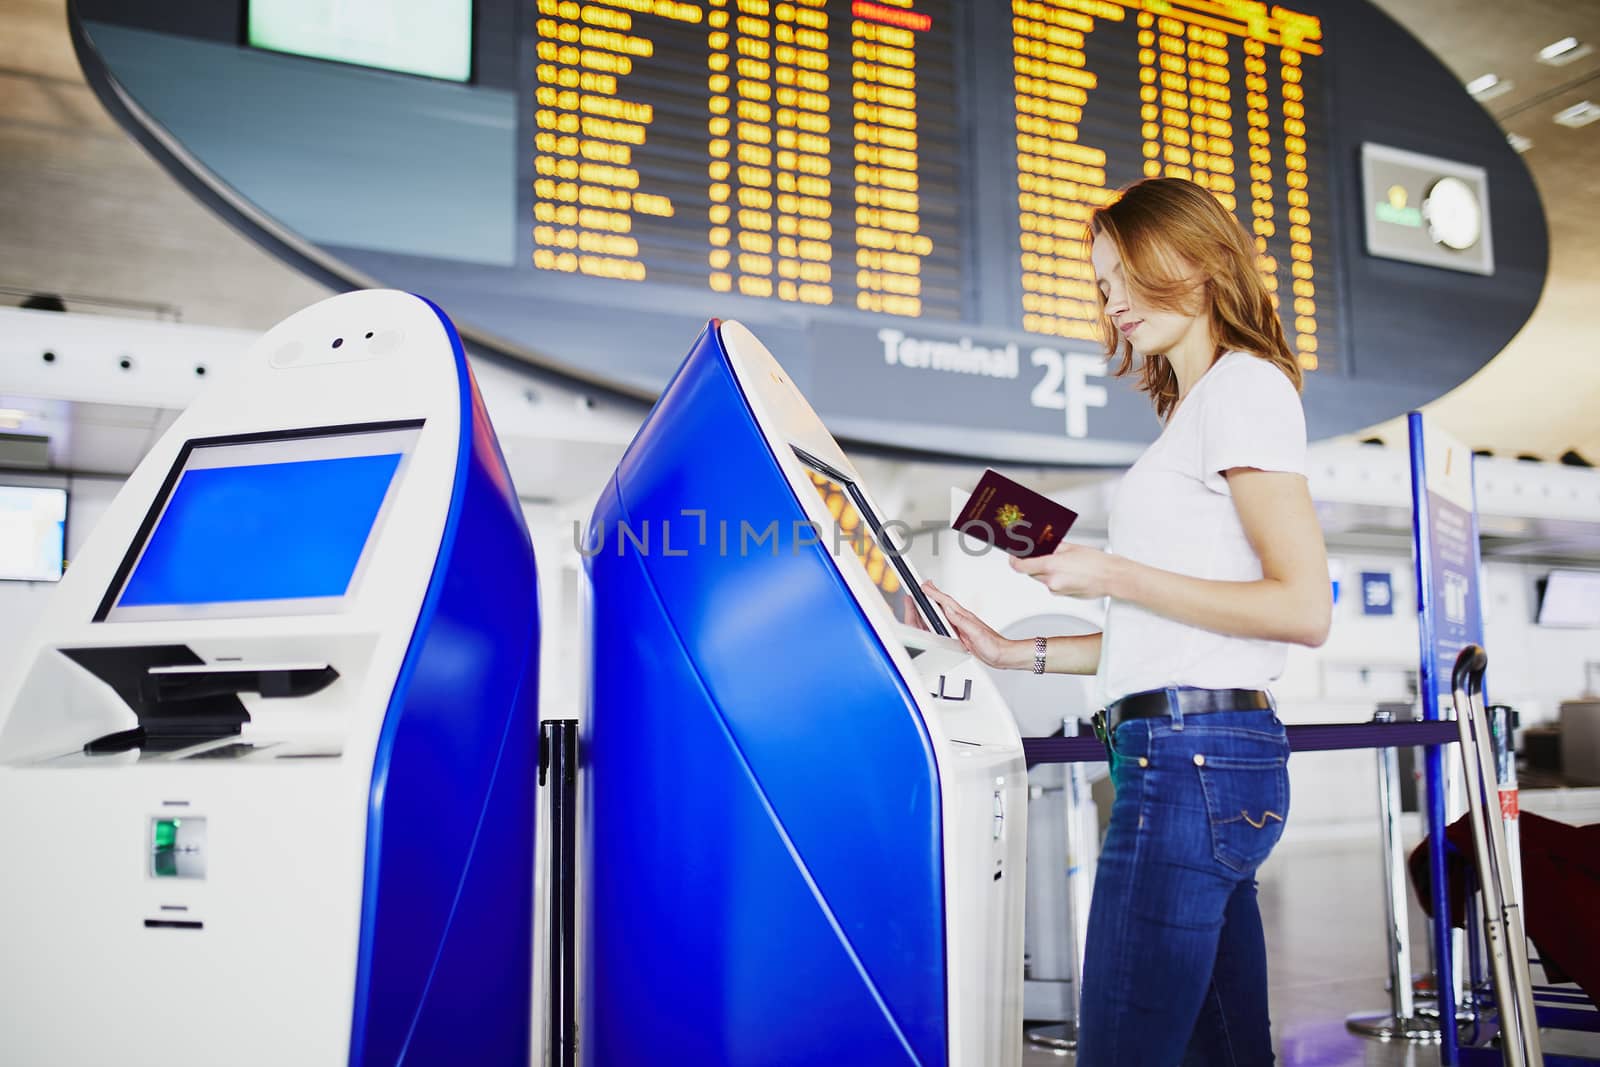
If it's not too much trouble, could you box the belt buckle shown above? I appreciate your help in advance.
[1092,710,1110,747]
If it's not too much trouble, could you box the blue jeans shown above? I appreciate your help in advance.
[1077,707,1291,1066]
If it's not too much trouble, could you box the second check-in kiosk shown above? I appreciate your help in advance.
[0,291,541,1066]
[584,321,1026,1067]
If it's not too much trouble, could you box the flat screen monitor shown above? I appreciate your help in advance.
[98,424,420,623]
[795,449,947,638]
[0,485,67,582]
[247,0,473,83]
[1535,570,1600,629]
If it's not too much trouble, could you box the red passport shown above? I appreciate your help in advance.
[952,469,1078,559]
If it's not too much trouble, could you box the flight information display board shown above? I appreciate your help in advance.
[524,0,1337,372]
[530,0,964,321]
[80,0,1549,462]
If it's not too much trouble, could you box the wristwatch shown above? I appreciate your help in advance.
[1032,636,1047,675]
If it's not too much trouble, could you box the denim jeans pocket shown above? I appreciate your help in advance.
[1195,752,1289,873]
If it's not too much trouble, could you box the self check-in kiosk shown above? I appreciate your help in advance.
[0,291,540,1066]
[584,321,1026,1066]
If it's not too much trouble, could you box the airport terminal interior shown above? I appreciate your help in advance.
[2,0,1599,1064]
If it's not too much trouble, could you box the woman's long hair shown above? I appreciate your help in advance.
[1089,178,1302,421]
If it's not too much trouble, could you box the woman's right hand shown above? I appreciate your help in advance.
[921,580,1028,670]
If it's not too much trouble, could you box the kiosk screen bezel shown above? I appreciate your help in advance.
[793,448,950,639]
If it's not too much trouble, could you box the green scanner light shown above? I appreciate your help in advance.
[153,818,179,851]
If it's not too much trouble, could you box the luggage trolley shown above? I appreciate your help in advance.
[1450,645,1542,1065]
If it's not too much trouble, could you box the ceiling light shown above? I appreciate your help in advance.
[1538,37,1591,66]
[1541,37,1578,59]
[1554,100,1600,128]
[1507,131,1533,152]
[1466,73,1514,102]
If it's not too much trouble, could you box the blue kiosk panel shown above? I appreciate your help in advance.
[585,323,948,1066]
[351,302,542,1066]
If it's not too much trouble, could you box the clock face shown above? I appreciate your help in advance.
[1423,176,1483,251]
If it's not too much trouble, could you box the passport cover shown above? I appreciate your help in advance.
[952,469,1078,558]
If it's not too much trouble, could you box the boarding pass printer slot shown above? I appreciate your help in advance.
[61,646,338,755]
[143,663,338,704]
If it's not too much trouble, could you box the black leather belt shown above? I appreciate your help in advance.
[1104,687,1272,734]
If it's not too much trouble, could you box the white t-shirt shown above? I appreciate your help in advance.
[1095,351,1308,708]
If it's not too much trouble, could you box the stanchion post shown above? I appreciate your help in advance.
[1347,709,1441,1042]
[1025,716,1093,1054]
[1408,411,1473,1066]
[1379,715,1416,1023]
[540,719,579,1067]
[1425,730,1460,1063]
[1064,717,1091,1000]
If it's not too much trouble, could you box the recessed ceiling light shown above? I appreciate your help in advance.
[1538,37,1591,66]
[1554,100,1600,128]
[1466,73,1514,101]
[1507,132,1533,153]
[1540,36,1578,59]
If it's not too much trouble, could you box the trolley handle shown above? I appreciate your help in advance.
[1451,644,1488,699]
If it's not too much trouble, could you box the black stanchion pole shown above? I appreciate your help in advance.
[541,719,579,1067]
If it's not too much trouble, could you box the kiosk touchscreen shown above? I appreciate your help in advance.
[584,321,1026,1066]
[0,291,540,1066]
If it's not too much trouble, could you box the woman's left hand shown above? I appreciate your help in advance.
[1011,542,1123,600]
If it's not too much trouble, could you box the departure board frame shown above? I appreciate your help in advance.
[73,0,1549,464]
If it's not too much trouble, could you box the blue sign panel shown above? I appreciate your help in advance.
[1409,414,1486,713]
[1360,570,1394,616]
[1424,494,1484,685]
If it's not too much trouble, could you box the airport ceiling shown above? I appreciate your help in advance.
[1362,0,1600,463]
[0,0,1597,466]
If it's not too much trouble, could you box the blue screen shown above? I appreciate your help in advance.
[119,452,402,606]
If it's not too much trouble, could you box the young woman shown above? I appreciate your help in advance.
[924,177,1331,1065]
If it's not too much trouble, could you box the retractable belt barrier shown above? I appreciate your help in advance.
[1020,717,1460,1055]
[1023,719,1460,766]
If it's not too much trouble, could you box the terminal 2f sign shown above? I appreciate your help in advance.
[876,328,1109,439]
